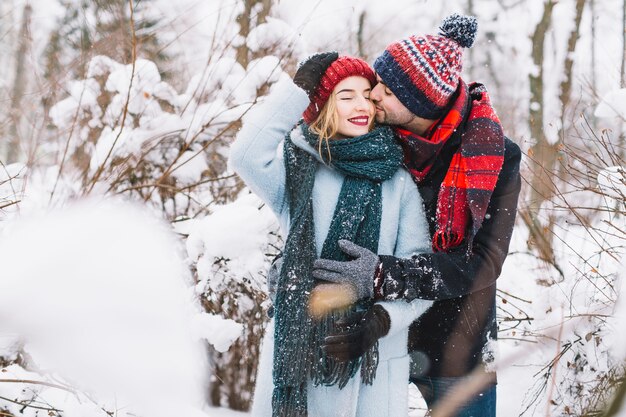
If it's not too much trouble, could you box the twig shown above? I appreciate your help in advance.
[117,174,236,194]
[430,311,587,417]
[502,316,534,322]
[50,75,88,201]
[0,378,75,393]
[545,309,564,417]
[497,289,533,304]
[0,160,22,210]
[0,394,62,413]
[0,200,21,210]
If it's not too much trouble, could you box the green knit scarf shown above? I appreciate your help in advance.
[271,123,403,417]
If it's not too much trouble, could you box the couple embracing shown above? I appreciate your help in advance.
[229,13,521,417]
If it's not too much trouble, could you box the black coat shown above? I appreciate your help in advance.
[378,130,522,378]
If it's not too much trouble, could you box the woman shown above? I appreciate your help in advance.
[229,54,432,417]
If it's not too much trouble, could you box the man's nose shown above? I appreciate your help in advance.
[370,83,383,103]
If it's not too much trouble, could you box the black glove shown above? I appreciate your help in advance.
[293,52,339,98]
[323,304,390,362]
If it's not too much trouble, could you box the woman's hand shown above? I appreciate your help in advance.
[293,52,339,98]
[308,282,356,318]
[322,304,391,361]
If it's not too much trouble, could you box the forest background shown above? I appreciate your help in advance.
[0,0,625,416]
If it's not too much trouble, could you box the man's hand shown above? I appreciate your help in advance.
[293,52,339,98]
[312,240,379,301]
[323,304,390,362]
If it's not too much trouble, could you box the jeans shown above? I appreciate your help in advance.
[411,376,496,417]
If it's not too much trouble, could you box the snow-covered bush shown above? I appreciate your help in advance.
[185,193,282,409]
[48,53,285,219]
[40,55,290,413]
[1,2,301,410]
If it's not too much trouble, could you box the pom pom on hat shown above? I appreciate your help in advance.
[373,13,478,120]
[439,13,478,48]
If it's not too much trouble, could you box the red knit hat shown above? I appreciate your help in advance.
[302,56,376,124]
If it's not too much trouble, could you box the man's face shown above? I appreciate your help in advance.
[370,75,417,126]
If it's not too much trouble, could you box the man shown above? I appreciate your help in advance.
[311,13,522,417]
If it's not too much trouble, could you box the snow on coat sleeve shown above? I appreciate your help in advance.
[228,77,310,216]
[377,169,433,339]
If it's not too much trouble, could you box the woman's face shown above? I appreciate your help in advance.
[333,76,375,138]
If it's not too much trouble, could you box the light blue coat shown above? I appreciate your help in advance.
[229,78,433,417]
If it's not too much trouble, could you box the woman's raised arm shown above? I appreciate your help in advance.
[228,77,310,216]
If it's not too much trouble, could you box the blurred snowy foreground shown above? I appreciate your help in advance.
[0,199,242,417]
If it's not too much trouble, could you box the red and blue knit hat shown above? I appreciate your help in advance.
[303,56,376,124]
[373,14,478,120]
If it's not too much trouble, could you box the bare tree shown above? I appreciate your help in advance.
[7,4,32,164]
[466,0,475,81]
[523,0,587,268]
[622,0,626,87]
[357,10,367,61]
[236,0,273,69]
[524,0,557,264]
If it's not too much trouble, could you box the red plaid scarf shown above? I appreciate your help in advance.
[396,80,505,252]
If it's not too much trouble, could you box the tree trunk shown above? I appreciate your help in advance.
[589,0,596,91]
[525,0,556,263]
[256,0,272,24]
[622,0,626,87]
[7,4,32,163]
[357,11,367,61]
[559,0,586,114]
[620,0,626,162]
[466,0,475,81]
[527,0,556,212]
[236,0,253,69]
[525,0,587,267]
[590,0,598,132]
[236,0,273,69]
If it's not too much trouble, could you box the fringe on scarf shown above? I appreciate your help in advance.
[310,303,379,389]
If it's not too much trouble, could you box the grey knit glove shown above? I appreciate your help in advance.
[312,240,379,300]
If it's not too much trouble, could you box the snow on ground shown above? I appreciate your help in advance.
[0,198,242,417]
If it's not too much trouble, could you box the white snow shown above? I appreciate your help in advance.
[186,192,280,289]
[595,88,626,119]
[598,166,626,200]
[0,198,242,417]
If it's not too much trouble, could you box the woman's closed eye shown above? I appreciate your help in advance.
[338,94,371,101]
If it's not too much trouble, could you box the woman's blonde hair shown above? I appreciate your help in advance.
[308,94,339,161]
